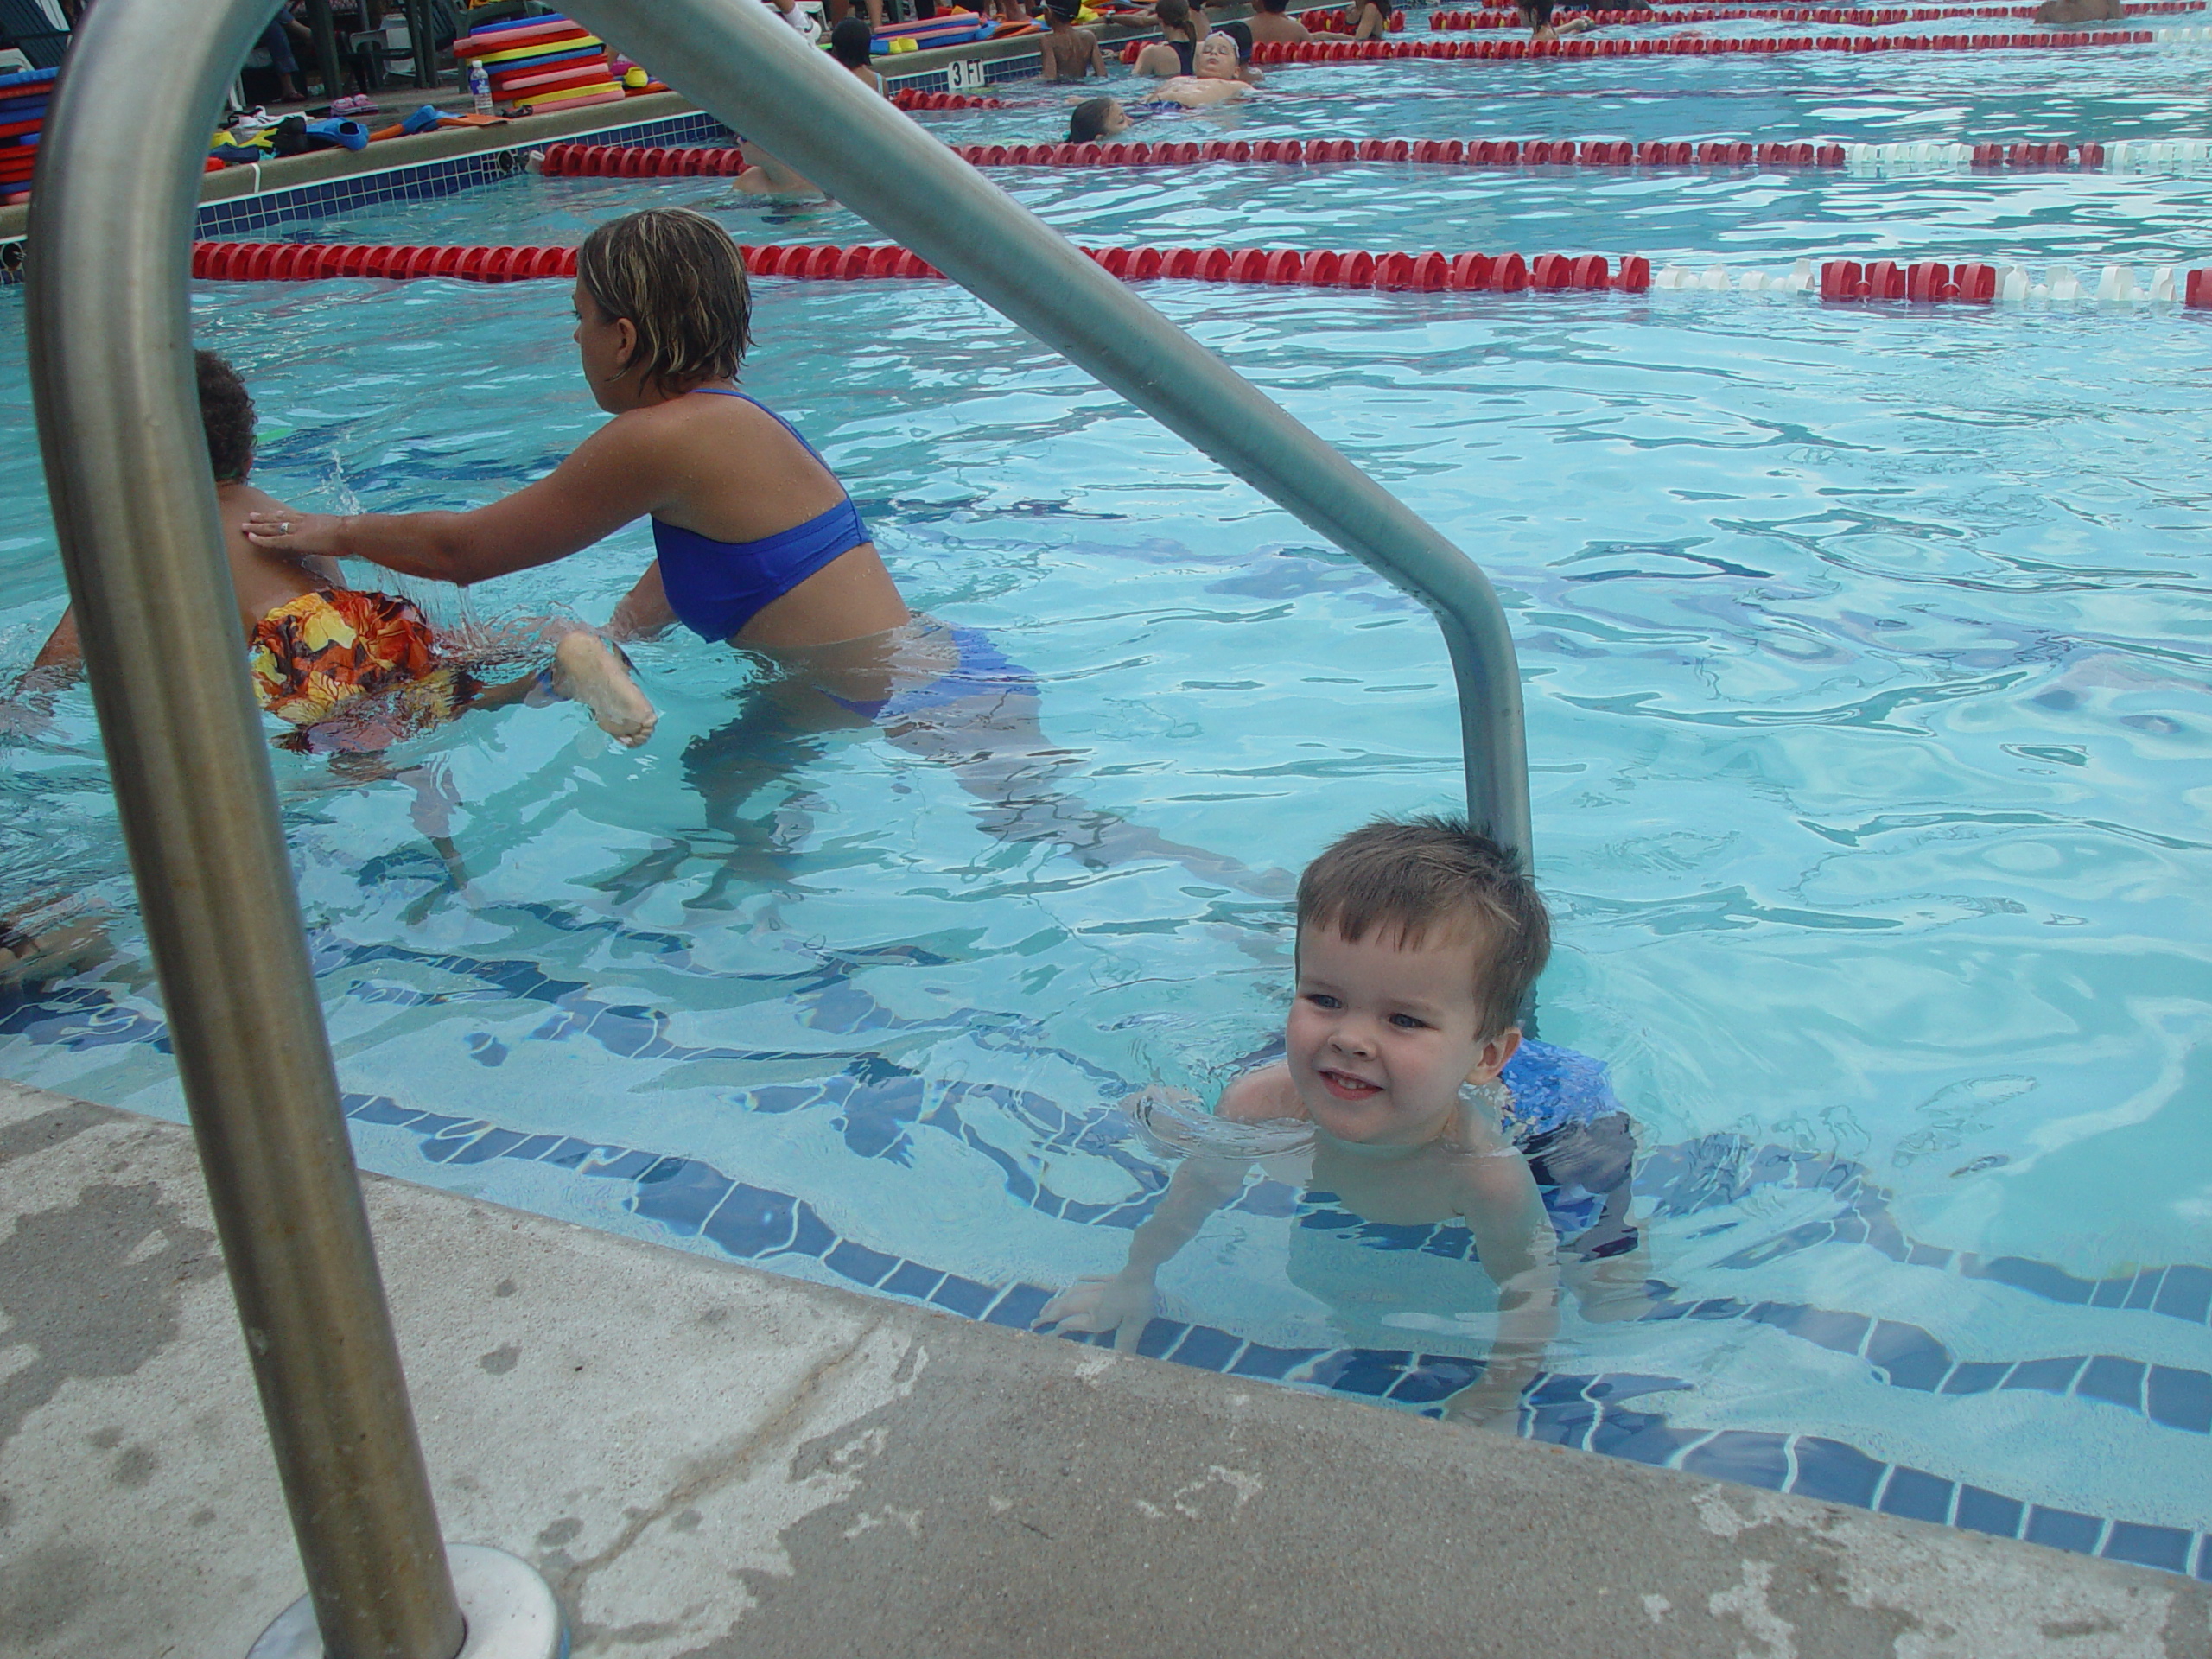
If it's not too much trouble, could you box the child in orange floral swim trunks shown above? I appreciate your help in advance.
[22,351,654,750]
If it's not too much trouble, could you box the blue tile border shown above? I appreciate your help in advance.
[2,915,2209,1578]
[317,1078,2212,1582]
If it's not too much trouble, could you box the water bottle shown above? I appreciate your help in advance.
[469,60,493,115]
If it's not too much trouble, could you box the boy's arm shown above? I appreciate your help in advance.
[1036,1071,1295,1350]
[1442,1151,1561,1427]
[1036,1147,1250,1351]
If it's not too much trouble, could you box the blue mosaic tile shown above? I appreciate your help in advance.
[438,1126,537,1165]
[1681,1431,1790,1491]
[1166,1325,1242,1372]
[2153,1265,2212,1323]
[2103,1522,2193,1573]
[1878,1466,1955,1524]
[2074,1356,2146,1413]
[1973,1255,2095,1305]
[1586,1414,1708,1468]
[1789,1437,1887,1508]
[2124,1269,2166,1311]
[2024,1506,2105,1555]
[2004,1355,2088,1394]
[1940,1361,2012,1395]
[880,1261,947,1300]
[1133,1318,1190,1359]
[344,1093,427,1126]
[1229,1343,1325,1381]
[1866,1319,1951,1390]
[786,1205,836,1259]
[1387,1356,1482,1405]
[823,1238,900,1288]
[628,1160,734,1233]
[2090,1276,2134,1310]
[1747,1301,1869,1355]
[2146,1365,2212,1434]
[1955,1485,2025,1539]
[1307,1349,1411,1396]
[1906,1243,1954,1268]
[982,1281,1054,1327]
[2196,1535,2212,1582]
[930,1274,996,1318]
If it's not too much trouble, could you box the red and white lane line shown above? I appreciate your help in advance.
[1427,1,2196,22]
[537,137,2177,178]
[1245,29,2155,58]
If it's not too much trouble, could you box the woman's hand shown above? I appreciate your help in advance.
[241,508,349,561]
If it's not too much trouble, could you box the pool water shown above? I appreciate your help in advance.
[5,10,2212,1572]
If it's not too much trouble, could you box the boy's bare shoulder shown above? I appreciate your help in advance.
[1218,1062,1306,1123]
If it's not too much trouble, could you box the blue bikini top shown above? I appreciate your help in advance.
[650,389,871,643]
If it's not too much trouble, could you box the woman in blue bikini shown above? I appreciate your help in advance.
[247,207,1281,898]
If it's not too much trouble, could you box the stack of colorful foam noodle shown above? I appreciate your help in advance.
[454,13,623,118]
[873,7,990,52]
[0,67,55,206]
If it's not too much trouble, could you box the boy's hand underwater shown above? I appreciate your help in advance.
[1035,1271,1158,1351]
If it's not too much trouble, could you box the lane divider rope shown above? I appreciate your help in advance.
[1245,29,2154,58]
[887,88,1007,110]
[537,137,2133,175]
[188,238,1654,292]
[181,242,2212,308]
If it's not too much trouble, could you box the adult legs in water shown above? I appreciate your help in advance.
[597,626,1293,911]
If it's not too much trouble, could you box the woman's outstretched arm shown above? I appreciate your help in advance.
[240,414,669,587]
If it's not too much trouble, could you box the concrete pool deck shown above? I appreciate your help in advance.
[3,1075,2206,1659]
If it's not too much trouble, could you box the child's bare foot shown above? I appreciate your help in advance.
[554,632,658,747]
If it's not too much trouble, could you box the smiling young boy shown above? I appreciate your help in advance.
[1041,816,1643,1424]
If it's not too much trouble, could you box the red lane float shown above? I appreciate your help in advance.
[1250,29,2153,59]
[1817,258,1998,300]
[888,87,1007,110]
[538,137,2121,177]
[189,239,1652,294]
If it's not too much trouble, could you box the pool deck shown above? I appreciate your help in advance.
[4,1076,2205,1658]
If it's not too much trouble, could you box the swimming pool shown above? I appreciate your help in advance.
[5,9,2212,1578]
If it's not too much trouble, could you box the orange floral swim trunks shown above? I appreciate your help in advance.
[247,588,477,734]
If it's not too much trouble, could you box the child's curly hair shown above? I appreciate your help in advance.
[196,350,257,483]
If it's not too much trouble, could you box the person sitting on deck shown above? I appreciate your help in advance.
[1246,0,1316,46]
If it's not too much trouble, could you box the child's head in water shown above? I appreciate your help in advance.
[1068,95,1129,143]
[1288,816,1548,1149]
[574,207,753,410]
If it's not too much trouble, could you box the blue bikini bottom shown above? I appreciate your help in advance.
[825,626,1038,723]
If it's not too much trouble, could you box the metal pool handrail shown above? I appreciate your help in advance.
[561,0,1534,867]
[28,2,481,1656]
[28,0,1532,1652]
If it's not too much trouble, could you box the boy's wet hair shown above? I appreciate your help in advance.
[1254,0,1290,12]
[1069,95,1116,143]
[196,349,255,483]
[830,15,873,65]
[1298,815,1549,1039]
[577,207,753,395]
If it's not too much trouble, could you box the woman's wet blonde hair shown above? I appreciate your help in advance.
[577,207,753,394]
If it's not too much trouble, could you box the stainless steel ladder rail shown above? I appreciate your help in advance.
[25,0,1535,1654]
[562,0,1534,864]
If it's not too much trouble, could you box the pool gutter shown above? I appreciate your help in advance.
[6,1076,2205,1658]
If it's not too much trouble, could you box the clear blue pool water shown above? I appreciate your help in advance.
[3,13,2210,1572]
